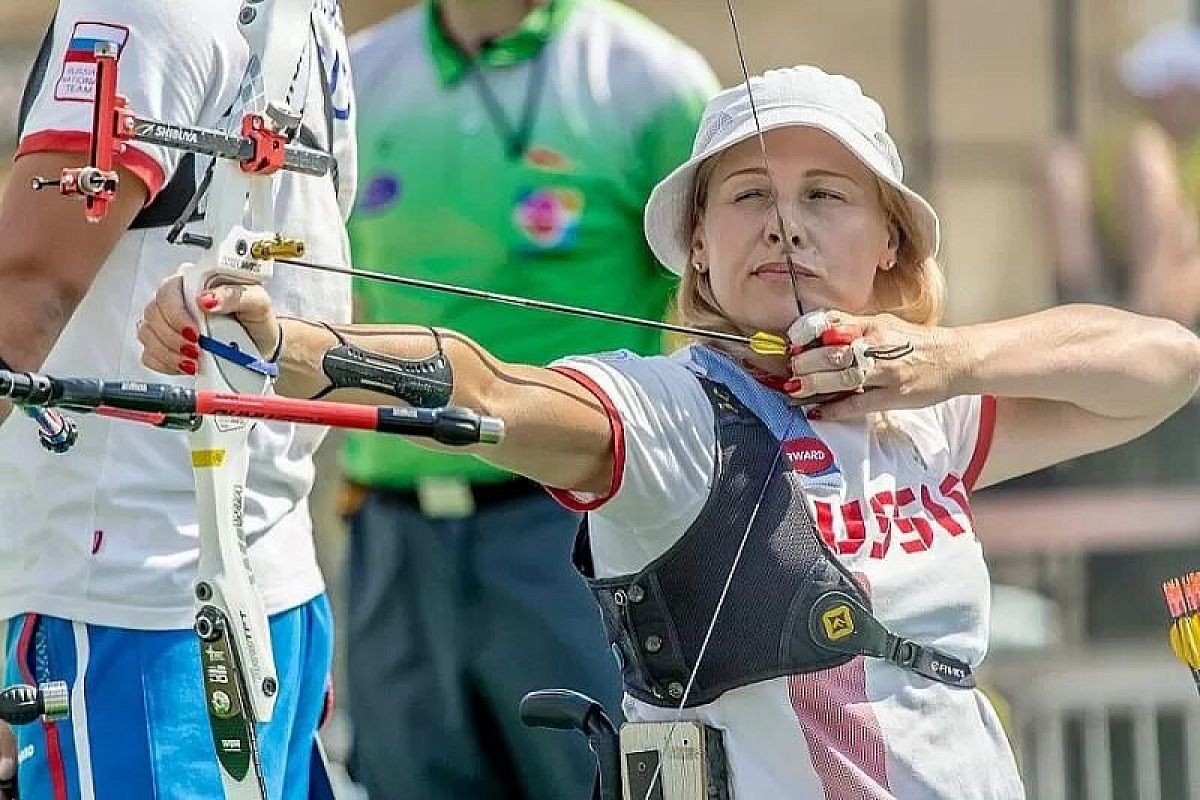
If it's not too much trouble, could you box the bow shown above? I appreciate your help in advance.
[63,2,323,795]
[173,5,314,795]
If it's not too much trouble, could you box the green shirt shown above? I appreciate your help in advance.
[344,0,719,488]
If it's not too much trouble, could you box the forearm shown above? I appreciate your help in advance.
[271,317,614,489]
[273,318,501,410]
[954,304,1200,420]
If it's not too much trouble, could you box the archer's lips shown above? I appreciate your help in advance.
[752,261,821,280]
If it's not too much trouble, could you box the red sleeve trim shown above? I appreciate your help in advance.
[543,365,626,512]
[17,130,167,201]
[962,394,997,492]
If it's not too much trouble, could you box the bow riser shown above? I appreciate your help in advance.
[182,234,277,757]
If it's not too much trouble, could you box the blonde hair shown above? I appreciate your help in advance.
[676,155,946,340]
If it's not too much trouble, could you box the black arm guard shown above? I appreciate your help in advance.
[312,324,453,409]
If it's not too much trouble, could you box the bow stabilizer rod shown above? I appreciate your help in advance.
[0,681,69,726]
[0,369,504,447]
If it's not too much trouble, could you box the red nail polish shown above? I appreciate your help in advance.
[783,378,803,393]
[199,295,219,311]
[179,359,198,375]
[181,343,201,359]
[182,326,199,343]
[807,408,823,420]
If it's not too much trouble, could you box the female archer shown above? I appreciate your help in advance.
[139,66,1200,798]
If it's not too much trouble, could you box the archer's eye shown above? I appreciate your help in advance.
[734,188,769,202]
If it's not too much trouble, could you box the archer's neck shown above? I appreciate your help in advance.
[437,0,549,55]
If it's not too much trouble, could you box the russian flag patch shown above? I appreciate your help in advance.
[54,21,129,102]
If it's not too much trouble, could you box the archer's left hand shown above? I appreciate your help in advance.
[785,311,964,420]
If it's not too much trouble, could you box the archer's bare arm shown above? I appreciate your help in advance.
[138,282,616,494]
[0,153,147,421]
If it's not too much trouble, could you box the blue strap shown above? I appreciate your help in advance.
[198,334,279,378]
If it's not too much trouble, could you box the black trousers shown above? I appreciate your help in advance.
[345,483,623,800]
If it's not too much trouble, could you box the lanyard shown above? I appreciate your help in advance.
[459,45,549,161]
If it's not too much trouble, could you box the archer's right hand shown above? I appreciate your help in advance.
[138,270,281,376]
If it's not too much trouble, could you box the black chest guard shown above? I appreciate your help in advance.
[573,377,974,709]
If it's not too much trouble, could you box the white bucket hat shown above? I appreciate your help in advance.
[1119,23,1200,98]
[644,65,940,275]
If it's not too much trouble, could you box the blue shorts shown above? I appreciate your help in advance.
[4,595,334,800]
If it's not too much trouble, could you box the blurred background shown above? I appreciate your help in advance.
[2,1,1199,797]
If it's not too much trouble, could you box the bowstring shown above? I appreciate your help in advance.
[639,3,808,796]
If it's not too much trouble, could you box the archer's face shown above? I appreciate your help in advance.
[690,127,897,335]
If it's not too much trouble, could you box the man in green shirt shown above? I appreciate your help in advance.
[344,1,718,796]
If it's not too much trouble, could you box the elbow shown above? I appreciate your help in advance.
[440,331,501,413]
[1181,327,1200,400]
[1154,319,1200,411]
[0,251,90,325]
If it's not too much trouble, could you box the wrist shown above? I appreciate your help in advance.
[274,317,336,398]
[944,325,981,397]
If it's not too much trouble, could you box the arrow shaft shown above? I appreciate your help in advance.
[274,256,753,347]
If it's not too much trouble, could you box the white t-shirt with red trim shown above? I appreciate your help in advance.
[550,345,1024,800]
[0,0,357,630]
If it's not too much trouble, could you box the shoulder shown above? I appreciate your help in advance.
[555,348,700,391]
[554,348,710,418]
[21,0,242,165]
[48,0,238,53]
[562,0,719,98]
[348,8,424,87]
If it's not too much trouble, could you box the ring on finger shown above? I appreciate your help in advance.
[850,338,876,385]
[844,365,868,392]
